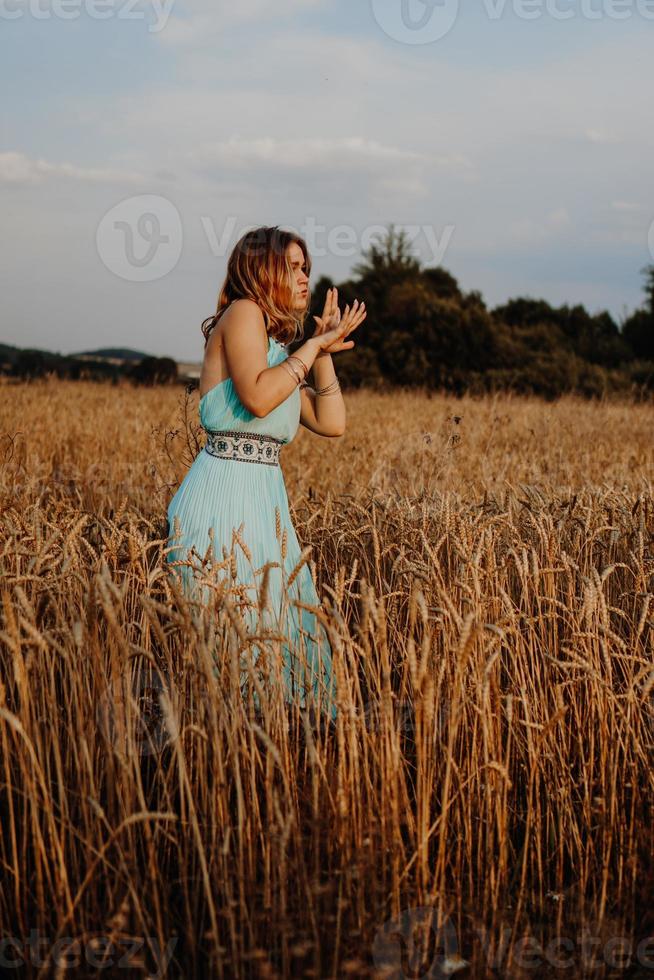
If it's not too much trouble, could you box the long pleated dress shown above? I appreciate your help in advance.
[165,335,337,722]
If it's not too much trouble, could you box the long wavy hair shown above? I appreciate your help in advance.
[201,226,312,349]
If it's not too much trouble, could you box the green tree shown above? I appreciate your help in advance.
[622,264,654,360]
[129,357,178,386]
[351,224,421,305]
[301,227,653,399]
[14,350,49,379]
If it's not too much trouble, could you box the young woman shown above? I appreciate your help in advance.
[165,226,367,725]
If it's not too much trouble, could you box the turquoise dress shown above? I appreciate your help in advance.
[165,335,337,722]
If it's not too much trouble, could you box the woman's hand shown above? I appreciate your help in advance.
[312,289,367,354]
[313,286,342,334]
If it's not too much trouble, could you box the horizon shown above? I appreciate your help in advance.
[3,255,648,364]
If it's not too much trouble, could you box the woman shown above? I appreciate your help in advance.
[165,226,367,726]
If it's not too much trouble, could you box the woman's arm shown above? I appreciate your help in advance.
[299,352,345,437]
[298,292,367,436]
[221,299,321,418]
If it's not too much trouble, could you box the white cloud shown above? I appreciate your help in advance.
[0,151,145,185]
[507,207,571,244]
[585,128,620,144]
[158,0,323,44]
[183,135,472,206]
[181,0,321,16]
[87,29,481,205]
[192,135,424,170]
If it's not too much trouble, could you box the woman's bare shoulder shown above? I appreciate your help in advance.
[207,299,265,351]
[220,299,267,345]
[223,298,265,321]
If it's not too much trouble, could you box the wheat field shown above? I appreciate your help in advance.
[1,378,653,979]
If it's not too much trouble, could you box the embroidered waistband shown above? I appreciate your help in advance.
[204,429,285,466]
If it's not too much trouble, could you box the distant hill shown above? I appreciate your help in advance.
[70,347,152,362]
[0,341,185,385]
[0,343,157,365]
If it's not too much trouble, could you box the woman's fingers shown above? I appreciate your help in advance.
[344,308,366,337]
[317,295,365,350]
[343,299,366,319]
[321,294,331,320]
[347,306,365,326]
[340,301,366,330]
[323,287,337,318]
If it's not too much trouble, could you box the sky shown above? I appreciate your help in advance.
[1,0,653,361]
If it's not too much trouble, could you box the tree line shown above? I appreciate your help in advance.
[5,351,178,387]
[5,226,653,399]
[300,226,654,401]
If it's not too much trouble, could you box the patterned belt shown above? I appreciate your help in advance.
[204,429,285,467]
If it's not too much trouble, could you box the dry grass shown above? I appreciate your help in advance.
[0,378,653,979]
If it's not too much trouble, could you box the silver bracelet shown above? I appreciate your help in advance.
[288,354,309,377]
[315,379,341,396]
[288,361,305,383]
[281,359,301,386]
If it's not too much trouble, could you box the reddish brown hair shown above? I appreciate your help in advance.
[201,226,312,348]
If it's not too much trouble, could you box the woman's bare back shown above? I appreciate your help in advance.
[199,300,267,400]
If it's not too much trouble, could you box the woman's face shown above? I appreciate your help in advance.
[286,241,309,311]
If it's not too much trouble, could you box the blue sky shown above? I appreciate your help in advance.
[1,0,652,360]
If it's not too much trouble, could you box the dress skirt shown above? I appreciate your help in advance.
[165,336,337,723]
